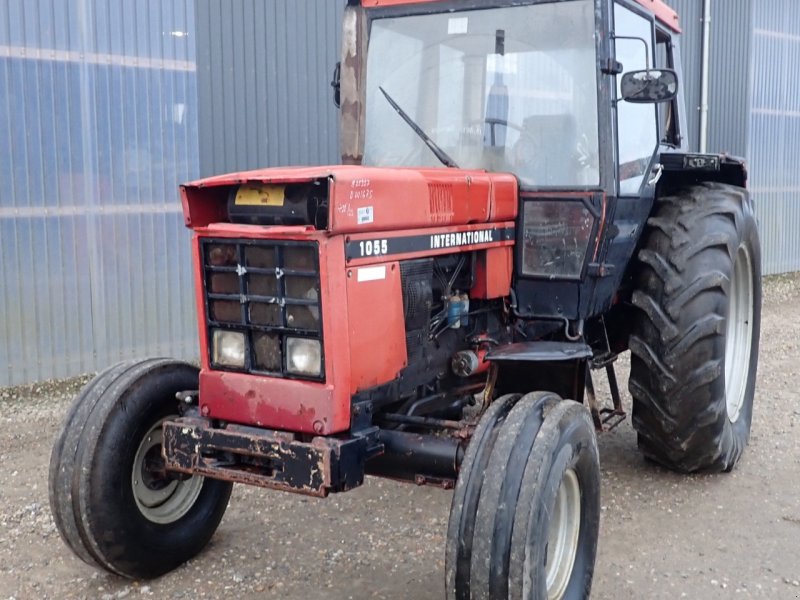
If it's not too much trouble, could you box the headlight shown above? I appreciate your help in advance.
[521,200,596,279]
[212,330,246,368]
[286,338,322,377]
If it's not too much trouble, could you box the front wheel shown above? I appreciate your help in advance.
[49,359,233,579]
[446,393,601,600]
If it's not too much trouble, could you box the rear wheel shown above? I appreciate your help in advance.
[446,393,600,600]
[629,182,761,472]
[49,359,233,578]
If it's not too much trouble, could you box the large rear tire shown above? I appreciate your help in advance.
[629,182,761,473]
[49,359,233,579]
[446,393,601,600]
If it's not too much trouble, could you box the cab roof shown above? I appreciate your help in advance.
[359,0,681,34]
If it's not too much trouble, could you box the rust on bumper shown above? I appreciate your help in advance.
[162,417,369,497]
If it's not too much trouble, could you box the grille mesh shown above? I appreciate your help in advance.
[202,238,324,380]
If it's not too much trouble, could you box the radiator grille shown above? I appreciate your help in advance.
[201,238,324,381]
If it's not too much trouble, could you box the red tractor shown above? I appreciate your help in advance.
[50,0,760,597]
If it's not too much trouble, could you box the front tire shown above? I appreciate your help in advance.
[629,182,762,472]
[446,393,601,600]
[49,359,233,579]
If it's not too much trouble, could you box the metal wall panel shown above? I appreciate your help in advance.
[664,0,751,156]
[663,0,800,274]
[706,0,752,158]
[0,0,200,386]
[2,0,797,387]
[195,0,344,177]
[749,0,800,274]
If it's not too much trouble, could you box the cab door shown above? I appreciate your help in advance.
[614,0,660,199]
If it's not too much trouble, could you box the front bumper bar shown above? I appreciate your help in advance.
[162,417,369,497]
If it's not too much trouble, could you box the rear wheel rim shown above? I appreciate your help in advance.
[132,418,204,524]
[724,244,754,423]
[545,468,581,600]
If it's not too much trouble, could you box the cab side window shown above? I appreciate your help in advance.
[615,3,658,195]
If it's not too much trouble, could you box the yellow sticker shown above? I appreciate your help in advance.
[234,184,285,207]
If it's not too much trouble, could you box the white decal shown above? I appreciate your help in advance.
[430,229,495,250]
[357,206,374,225]
[448,17,468,35]
[359,239,389,257]
[350,178,374,202]
[357,265,387,282]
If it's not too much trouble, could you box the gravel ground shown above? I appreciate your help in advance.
[1,273,799,600]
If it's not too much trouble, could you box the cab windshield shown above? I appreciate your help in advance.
[363,0,600,188]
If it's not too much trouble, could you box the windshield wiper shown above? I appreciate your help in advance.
[378,86,459,169]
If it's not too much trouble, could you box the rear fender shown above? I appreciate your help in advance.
[658,152,748,192]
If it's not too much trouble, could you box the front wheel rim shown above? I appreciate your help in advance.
[132,418,204,524]
[545,468,582,600]
[724,244,754,424]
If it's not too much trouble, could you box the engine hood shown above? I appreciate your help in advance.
[180,165,518,233]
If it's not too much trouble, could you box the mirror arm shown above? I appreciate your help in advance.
[613,35,651,71]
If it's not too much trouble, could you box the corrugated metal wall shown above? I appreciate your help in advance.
[1,0,797,386]
[706,0,752,158]
[195,0,344,176]
[0,0,346,386]
[0,0,200,386]
[664,0,752,158]
[748,0,800,274]
[665,0,799,274]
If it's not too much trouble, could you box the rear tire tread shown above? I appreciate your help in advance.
[629,182,761,473]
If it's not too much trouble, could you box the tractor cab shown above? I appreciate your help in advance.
[340,0,689,321]
[341,0,685,196]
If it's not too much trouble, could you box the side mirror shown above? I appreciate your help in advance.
[620,69,679,104]
[331,62,341,109]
